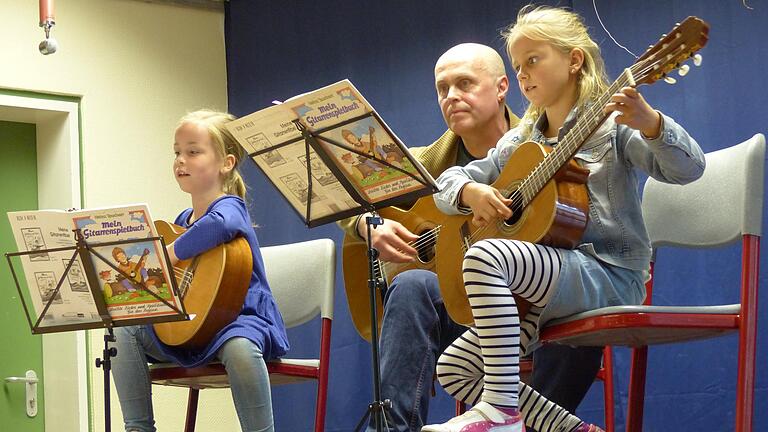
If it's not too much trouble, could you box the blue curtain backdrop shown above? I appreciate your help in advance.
[224,1,767,430]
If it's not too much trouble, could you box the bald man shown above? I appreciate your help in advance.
[338,43,604,432]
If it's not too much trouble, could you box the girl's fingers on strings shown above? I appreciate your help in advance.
[621,86,640,98]
[604,101,626,115]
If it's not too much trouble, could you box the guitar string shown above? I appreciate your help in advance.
[456,43,690,253]
[170,266,193,297]
[378,225,442,274]
[374,225,442,274]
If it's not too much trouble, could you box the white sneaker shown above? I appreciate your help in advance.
[420,401,524,432]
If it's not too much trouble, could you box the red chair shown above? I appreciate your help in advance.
[150,238,336,432]
[539,134,765,431]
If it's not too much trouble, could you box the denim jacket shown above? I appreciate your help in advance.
[434,107,706,272]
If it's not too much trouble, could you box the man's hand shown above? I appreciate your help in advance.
[356,215,419,263]
[459,182,513,227]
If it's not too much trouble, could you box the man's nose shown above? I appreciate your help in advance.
[446,85,461,100]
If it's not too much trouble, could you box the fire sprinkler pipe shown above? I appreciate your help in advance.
[39,0,58,55]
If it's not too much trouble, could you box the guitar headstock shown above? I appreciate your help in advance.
[632,16,709,86]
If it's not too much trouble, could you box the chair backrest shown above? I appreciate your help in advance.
[641,133,765,249]
[260,238,336,328]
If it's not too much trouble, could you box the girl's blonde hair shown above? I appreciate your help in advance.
[178,109,247,198]
[502,5,610,136]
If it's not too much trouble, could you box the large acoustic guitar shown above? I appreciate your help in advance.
[435,17,710,325]
[153,220,252,349]
[342,196,446,341]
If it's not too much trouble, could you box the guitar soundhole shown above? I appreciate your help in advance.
[503,202,524,227]
[415,230,436,264]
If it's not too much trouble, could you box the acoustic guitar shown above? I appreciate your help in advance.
[342,195,446,341]
[153,220,253,349]
[435,17,710,325]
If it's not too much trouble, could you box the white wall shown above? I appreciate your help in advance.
[0,0,239,430]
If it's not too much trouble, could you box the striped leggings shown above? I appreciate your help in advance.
[437,239,585,432]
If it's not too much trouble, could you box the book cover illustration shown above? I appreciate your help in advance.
[6,204,183,329]
[226,79,437,225]
[71,208,178,320]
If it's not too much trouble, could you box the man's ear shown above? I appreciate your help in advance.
[497,75,510,103]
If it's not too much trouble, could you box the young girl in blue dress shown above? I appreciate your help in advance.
[112,110,289,432]
[423,6,705,432]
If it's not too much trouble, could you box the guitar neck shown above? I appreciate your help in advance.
[517,67,637,205]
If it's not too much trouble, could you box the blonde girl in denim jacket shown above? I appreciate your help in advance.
[422,5,705,432]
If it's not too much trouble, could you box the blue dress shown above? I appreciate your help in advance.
[148,195,290,367]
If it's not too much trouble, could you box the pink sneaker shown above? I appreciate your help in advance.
[421,401,525,432]
[574,423,605,432]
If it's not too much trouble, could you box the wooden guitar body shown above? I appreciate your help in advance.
[153,220,252,350]
[435,141,589,325]
[343,196,447,341]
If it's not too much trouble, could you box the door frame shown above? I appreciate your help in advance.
[0,91,87,431]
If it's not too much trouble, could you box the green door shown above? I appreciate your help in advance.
[0,120,44,431]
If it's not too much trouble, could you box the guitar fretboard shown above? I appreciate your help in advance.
[514,66,638,205]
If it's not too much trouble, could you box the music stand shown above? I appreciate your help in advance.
[227,83,438,431]
[6,228,188,432]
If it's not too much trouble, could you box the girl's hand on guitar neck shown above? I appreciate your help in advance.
[356,215,419,263]
[460,182,513,227]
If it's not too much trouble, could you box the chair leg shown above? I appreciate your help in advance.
[626,346,647,432]
[185,388,200,432]
[314,318,332,432]
[736,235,759,432]
[601,347,615,432]
[456,400,466,415]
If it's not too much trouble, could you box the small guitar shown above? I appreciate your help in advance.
[153,220,253,349]
[342,195,446,341]
[435,17,710,325]
[127,248,150,283]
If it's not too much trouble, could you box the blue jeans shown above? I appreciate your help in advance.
[111,326,274,432]
[369,270,604,432]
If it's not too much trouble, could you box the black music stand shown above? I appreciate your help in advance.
[6,229,188,432]
[245,113,437,431]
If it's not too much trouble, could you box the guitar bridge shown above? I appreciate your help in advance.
[460,221,471,251]
[178,257,201,299]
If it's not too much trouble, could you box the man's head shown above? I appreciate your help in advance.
[434,43,509,136]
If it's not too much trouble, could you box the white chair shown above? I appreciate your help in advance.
[150,238,336,432]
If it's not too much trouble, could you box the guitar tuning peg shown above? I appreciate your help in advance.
[678,64,690,77]
[664,76,677,84]
[693,54,703,66]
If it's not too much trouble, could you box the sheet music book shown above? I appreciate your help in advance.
[6,204,183,330]
[226,79,438,227]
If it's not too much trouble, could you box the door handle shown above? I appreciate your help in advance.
[3,370,38,417]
